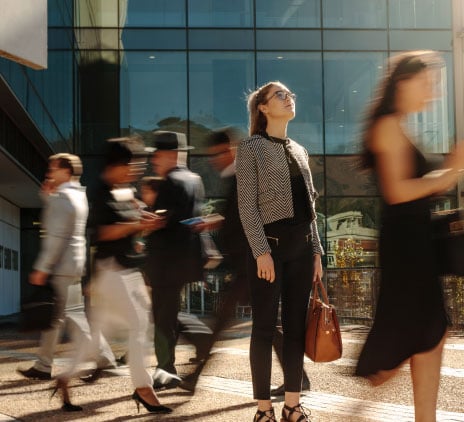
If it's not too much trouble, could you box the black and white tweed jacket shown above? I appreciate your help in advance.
[236,134,324,259]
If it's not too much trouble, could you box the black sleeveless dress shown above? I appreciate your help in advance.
[355,145,450,377]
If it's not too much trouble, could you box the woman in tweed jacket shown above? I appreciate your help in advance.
[236,81,323,422]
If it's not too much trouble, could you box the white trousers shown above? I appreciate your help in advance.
[63,258,152,388]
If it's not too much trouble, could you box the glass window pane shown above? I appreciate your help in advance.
[256,30,321,50]
[121,0,186,27]
[75,0,118,27]
[324,52,386,154]
[188,0,253,27]
[188,52,254,149]
[48,0,73,27]
[325,197,381,269]
[188,29,254,50]
[120,52,187,138]
[323,30,387,50]
[389,0,452,29]
[256,0,320,28]
[257,52,323,154]
[323,0,387,28]
[389,30,452,52]
[121,29,186,50]
[326,156,378,196]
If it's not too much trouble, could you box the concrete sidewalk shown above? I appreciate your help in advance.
[0,318,463,421]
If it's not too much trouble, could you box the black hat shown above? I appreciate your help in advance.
[152,131,194,151]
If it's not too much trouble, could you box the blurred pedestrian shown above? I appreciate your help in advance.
[138,176,212,389]
[355,50,464,422]
[236,82,323,422]
[17,153,116,381]
[145,131,206,388]
[53,138,171,414]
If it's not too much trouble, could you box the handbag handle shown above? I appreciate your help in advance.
[310,277,331,310]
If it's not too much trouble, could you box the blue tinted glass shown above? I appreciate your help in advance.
[26,51,73,146]
[121,0,186,27]
[48,0,73,26]
[324,52,386,154]
[121,29,186,50]
[188,52,254,145]
[257,52,323,154]
[120,52,187,134]
[389,0,451,29]
[256,0,320,28]
[323,0,387,28]
[188,0,253,27]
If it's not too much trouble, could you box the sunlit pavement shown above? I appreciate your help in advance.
[0,318,463,421]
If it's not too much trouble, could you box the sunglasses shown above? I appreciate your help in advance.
[264,90,296,103]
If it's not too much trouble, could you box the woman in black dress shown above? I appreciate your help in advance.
[356,51,464,421]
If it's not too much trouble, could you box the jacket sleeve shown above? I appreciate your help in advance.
[236,140,271,259]
[33,193,74,273]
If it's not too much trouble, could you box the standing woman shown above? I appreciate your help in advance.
[356,51,464,422]
[236,81,323,422]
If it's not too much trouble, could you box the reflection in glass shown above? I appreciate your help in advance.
[256,0,320,28]
[188,52,254,149]
[389,0,452,29]
[75,0,118,27]
[120,52,187,135]
[188,0,253,27]
[327,268,380,322]
[326,156,377,196]
[257,52,323,153]
[322,0,387,28]
[324,52,386,154]
[325,197,380,269]
[121,0,185,27]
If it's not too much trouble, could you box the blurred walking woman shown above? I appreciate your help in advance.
[236,81,323,422]
[356,51,464,421]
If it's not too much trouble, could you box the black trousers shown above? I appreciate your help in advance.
[249,222,313,400]
[151,285,182,374]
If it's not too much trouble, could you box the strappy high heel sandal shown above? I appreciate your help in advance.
[50,378,83,412]
[281,403,311,422]
[253,407,276,421]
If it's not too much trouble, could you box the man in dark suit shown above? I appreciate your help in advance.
[146,131,206,386]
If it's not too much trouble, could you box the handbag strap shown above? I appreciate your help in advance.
[310,277,331,310]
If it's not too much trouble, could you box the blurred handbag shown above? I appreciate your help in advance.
[305,277,342,362]
[19,281,56,332]
[431,208,464,276]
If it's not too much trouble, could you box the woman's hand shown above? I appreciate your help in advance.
[313,254,323,282]
[256,252,275,283]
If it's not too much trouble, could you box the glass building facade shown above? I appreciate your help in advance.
[0,0,462,321]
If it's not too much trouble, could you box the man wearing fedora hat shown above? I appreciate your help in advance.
[145,131,207,388]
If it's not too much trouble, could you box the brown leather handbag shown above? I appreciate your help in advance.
[305,278,342,362]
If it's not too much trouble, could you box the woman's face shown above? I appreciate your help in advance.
[396,69,436,113]
[259,84,296,122]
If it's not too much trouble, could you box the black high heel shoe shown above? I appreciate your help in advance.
[50,378,83,412]
[132,390,172,414]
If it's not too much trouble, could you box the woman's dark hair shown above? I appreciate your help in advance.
[247,81,284,136]
[359,50,442,169]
